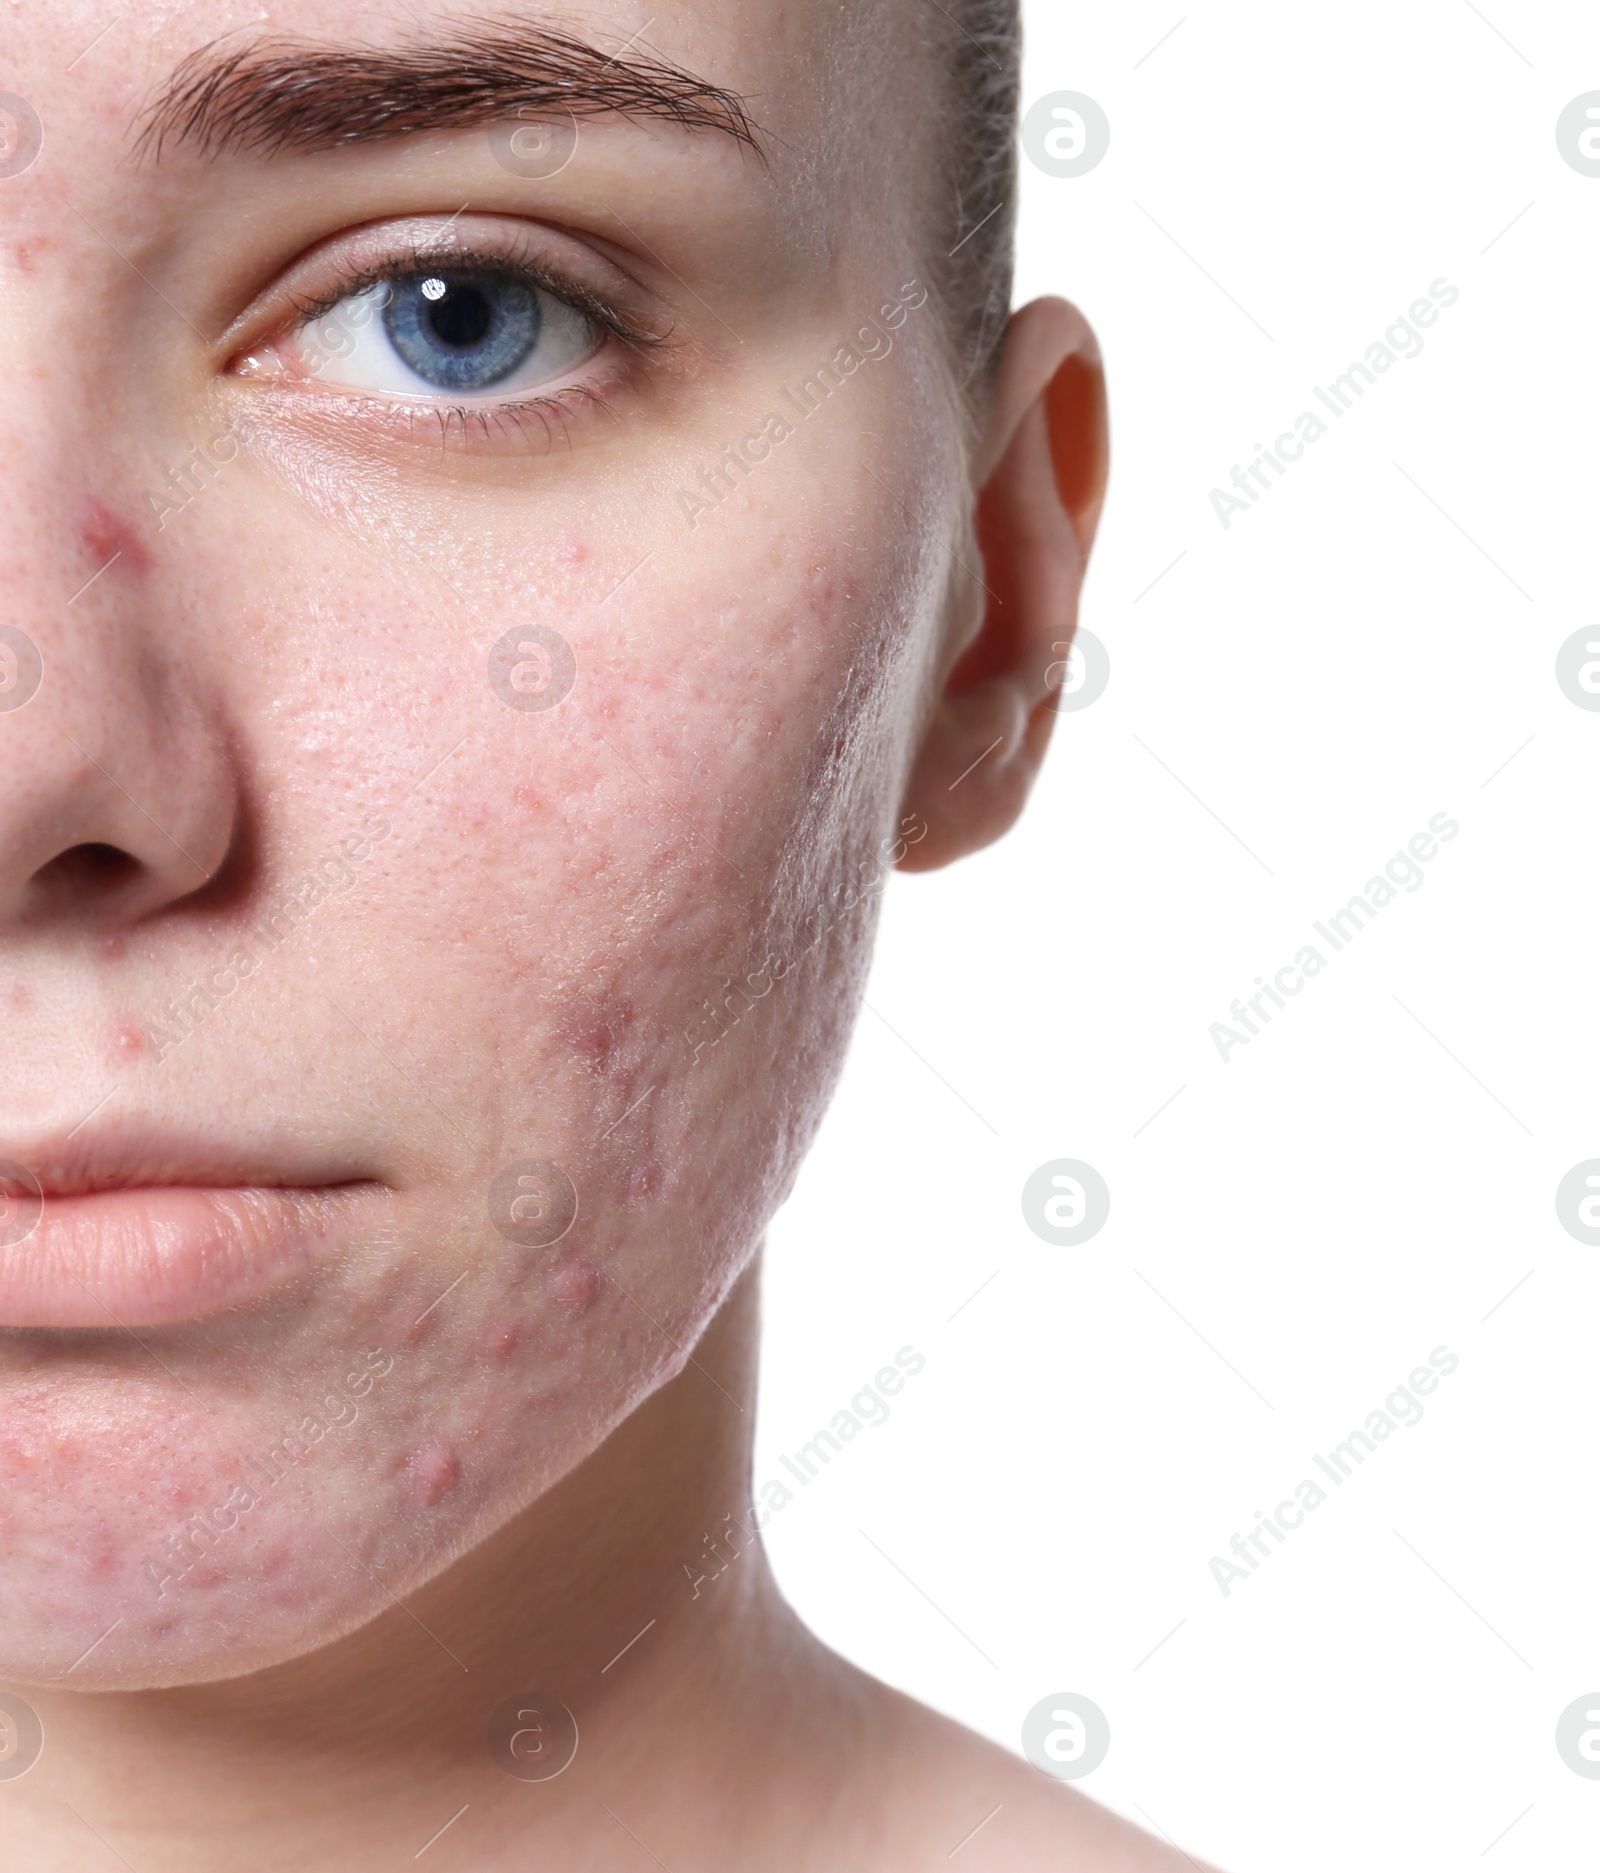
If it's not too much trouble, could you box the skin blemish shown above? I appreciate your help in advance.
[408,1442,460,1508]
[479,1319,521,1361]
[623,1157,667,1206]
[559,996,635,1074]
[106,1019,146,1064]
[547,1257,600,1317]
[77,499,150,582]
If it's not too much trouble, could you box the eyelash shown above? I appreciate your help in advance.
[267,238,667,449]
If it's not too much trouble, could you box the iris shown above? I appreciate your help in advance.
[382,272,542,392]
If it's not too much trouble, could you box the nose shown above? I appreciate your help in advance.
[0,512,239,930]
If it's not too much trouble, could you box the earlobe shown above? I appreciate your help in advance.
[895,298,1108,873]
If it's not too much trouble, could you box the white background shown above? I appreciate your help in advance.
[758,3,1600,1868]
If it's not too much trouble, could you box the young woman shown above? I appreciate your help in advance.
[0,3,1212,1864]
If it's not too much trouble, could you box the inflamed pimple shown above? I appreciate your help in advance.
[409,1442,460,1508]
[106,1020,146,1064]
[479,1318,521,1361]
[547,1259,600,1317]
[76,499,150,582]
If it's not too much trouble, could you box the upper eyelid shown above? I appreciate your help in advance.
[284,247,665,357]
[219,214,672,359]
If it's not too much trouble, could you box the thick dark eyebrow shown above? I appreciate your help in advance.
[138,18,763,161]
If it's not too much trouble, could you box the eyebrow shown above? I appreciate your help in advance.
[138,19,763,161]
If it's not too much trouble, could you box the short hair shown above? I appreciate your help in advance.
[932,0,1022,409]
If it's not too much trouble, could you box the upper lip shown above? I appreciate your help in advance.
[0,1124,366,1198]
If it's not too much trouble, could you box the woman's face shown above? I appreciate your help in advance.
[0,0,969,1686]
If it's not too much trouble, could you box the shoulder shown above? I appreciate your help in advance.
[835,1677,1227,1872]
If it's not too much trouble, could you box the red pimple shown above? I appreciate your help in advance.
[560,996,633,1073]
[106,1019,145,1063]
[409,1442,460,1508]
[77,500,149,581]
[548,1258,600,1317]
[479,1319,521,1360]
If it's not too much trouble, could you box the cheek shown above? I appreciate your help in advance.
[0,475,930,1688]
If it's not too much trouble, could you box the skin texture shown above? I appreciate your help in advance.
[0,2,1215,1865]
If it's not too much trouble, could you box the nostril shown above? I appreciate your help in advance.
[32,841,142,907]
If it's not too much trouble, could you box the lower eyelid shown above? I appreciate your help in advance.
[236,358,632,461]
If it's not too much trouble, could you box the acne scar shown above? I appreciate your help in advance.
[408,1442,460,1508]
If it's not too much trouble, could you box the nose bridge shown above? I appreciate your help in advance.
[0,462,240,926]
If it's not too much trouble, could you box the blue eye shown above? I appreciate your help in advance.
[285,265,602,402]
[382,272,541,392]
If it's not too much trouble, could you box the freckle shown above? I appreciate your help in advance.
[107,1020,145,1063]
[548,1258,600,1316]
[77,499,149,580]
[409,1442,459,1508]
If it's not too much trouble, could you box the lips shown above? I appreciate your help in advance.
[0,1132,372,1330]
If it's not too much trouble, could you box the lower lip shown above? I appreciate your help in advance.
[0,1186,356,1329]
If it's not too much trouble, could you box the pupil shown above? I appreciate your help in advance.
[427,284,492,350]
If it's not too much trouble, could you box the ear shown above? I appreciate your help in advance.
[895,297,1107,872]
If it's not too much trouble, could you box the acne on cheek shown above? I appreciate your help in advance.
[559,996,637,1076]
[106,1019,147,1064]
[547,1257,600,1317]
[406,1441,460,1508]
[478,1318,522,1360]
[76,499,149,579]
